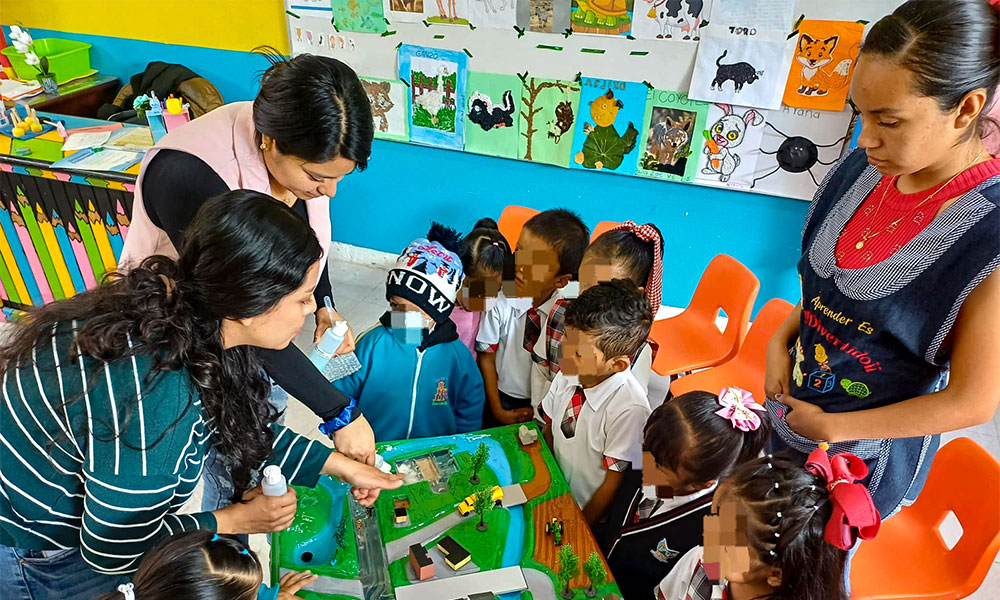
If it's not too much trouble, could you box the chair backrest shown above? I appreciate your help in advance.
[733,298,796,369]
[590,221,621,242]
[497,205,540,249]
[686,255,760,348]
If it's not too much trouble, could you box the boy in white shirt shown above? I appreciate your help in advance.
[477,209,590,426]
[537,279,653,525]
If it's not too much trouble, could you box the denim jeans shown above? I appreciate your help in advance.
[202,380,289,512]
[0,546,126,600]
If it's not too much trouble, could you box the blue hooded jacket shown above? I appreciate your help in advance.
[334,313,485,442]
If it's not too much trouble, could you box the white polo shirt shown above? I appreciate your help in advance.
[477,290,561,402]
[539,370,651,508]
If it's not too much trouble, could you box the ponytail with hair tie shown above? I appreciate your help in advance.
[117,583,136,600]
[610,220,662,317]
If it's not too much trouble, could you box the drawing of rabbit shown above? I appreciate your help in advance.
[702,104,763,182]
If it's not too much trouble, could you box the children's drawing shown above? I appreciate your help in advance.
[383,0,425,22]
[360,77,410,142]
[750,105,854,200]
[782,20,865,112]
[693,102,765,189]
[519,77,581,167]
[570,78,645,175]
[425,0,472,25]
[331,0,387,33]
[468,0,517,29]
[571,0,633,36]
[519,0,571,33]
[689,33,795,109]
[710,0,796,32]
[465,72,520,159]
[637,89,709,182]
[632,0,711,41]
[398,45,468,150]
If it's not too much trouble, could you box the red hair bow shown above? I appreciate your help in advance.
[805,448,882,550]
[610,220,663,317]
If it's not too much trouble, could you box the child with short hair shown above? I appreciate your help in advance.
[335,238,485,442]
[602,388,771,600]
[535,221,664,401]
[537,279,653,525]
[477,208,590,426]
[94,530,315,600]
[656,449,880,600]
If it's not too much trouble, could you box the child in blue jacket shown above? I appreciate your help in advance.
[335,238,485,442]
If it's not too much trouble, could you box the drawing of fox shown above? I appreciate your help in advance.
[795,34,853,97]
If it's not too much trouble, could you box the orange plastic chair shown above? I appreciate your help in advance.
[851,437,1000,600]
[649,254,760,377]
[497,205,540,248]
[590,220,621,242]
[668,298,795,403]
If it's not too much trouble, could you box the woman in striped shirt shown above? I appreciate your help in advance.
[0,191,402,600]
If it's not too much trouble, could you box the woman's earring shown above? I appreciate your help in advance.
[260,142,268,151]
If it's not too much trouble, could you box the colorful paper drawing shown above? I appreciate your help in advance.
[465,72,521,159]
[694,102,766,189]
[518,77,581,167]
[519,0,571,32]
[383,0,426,22]
[570,78,645,175]
[689,33,795,110]
[360,77,410,142]
[468,0,517,29]
[632,0,711,41]
[710,0,796,32]
[637,89,710,182]
[571,0,633,36]
[331,0,387,33]
[398,45,468,150]
[750,105,854,201]
[782,20,865,112]
[425,0,472,25]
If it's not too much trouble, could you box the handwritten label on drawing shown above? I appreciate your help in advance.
[414,48,441,59]
[584,79,626,91]
[802,309,882,373]
[728,27,757,36]
[781,106,821,119]
[650,90,708,107]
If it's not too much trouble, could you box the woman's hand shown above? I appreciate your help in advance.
[331,414,376,465]
[213,486,297,534]
[314,307,356,356]
[276,570,318,600]
[323,452,405,507]
[764,339,793,401]
[781,394,838,442]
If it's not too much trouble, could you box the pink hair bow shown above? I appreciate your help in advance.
[715,387,766,431]
[806,447,882,550]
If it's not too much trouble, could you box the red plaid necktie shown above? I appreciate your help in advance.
[523,306,542,357]
[560,386,586,438]
[611,221,663,318]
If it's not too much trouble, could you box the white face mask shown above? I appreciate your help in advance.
[389,310,431,345]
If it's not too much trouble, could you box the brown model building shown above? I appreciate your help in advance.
[409,543,434,581]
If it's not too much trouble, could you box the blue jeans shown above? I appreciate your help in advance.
[202,381,288,512]
[0,546,126,600]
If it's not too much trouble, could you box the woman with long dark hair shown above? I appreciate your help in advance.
[765,0,1000,519]
[118,50,379,511]
[0,191,401,599]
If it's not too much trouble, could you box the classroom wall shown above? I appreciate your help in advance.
[2,6,812,313]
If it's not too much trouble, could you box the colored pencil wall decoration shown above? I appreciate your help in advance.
[104,213,124,258]
[0,248,19,304]
[36,204,75,297]
[10,197,53,303]
[61,212,97,290]
[51,210,87,294]
[74,200,105,281]
[17,193,64,299]
[88,200,116,272]
[0,209,38,304]
[116,200,130,240]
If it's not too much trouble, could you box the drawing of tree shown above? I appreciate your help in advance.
[520,78,580,161]
[469,442,489,484]
[583,551,607,597]
[472,486,495,531]
[557,544,580,599]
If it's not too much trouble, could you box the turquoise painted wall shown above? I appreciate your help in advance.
[7,28,811,312]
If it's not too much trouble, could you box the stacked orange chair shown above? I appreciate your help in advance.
[590,220,621,242]
[669,298,795,403]
[649,254,760,377]
[497,205,540,248]
[851,437,1000,599]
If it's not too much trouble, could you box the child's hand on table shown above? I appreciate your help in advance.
[276,570,318,599]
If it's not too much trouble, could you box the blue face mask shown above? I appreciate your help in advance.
[389,310,431,345]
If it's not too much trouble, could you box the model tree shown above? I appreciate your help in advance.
[520,77,581,160]
[469,442,489,485]
[583,551,607,597]
[472,485,495,532]
[557,544,580,600]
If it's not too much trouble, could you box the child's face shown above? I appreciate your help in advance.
[515,229,567,301]
[560,325,627,385]
[578,250,634,292]
[703,483,778,586]
[458,269,502,312]
[388,296,434,344]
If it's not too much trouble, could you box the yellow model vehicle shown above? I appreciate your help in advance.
[457,485,503,516]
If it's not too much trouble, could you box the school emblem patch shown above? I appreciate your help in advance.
[432,379,449,405]
[651,538,679,563]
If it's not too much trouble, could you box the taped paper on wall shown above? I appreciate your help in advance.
[570,77,646,175]
[694,102,766,189]
[398,44,469,150]
[637,89,710,182]
[518,77,581,166]
[465,72,521,159]
[631,0,712,42]
[782,20,865,112]
[361,77,411,142]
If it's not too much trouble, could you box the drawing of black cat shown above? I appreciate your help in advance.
[711,50,763,92]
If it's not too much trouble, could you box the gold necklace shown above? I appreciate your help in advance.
[856,151,985,250]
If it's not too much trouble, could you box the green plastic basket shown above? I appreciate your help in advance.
[2,38,93,85]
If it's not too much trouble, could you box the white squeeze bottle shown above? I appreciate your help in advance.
[308,297,349,369]
[262,465,287,497]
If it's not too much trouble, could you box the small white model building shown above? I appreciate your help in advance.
[518,425,538,445]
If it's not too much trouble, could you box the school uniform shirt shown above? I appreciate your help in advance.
[538,370,651,508]
[335,313,485,442]
[0,322,331,575]
[657,546,725,600]
[476,291,541,402]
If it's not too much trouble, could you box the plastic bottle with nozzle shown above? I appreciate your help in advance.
[262,465,287,497]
